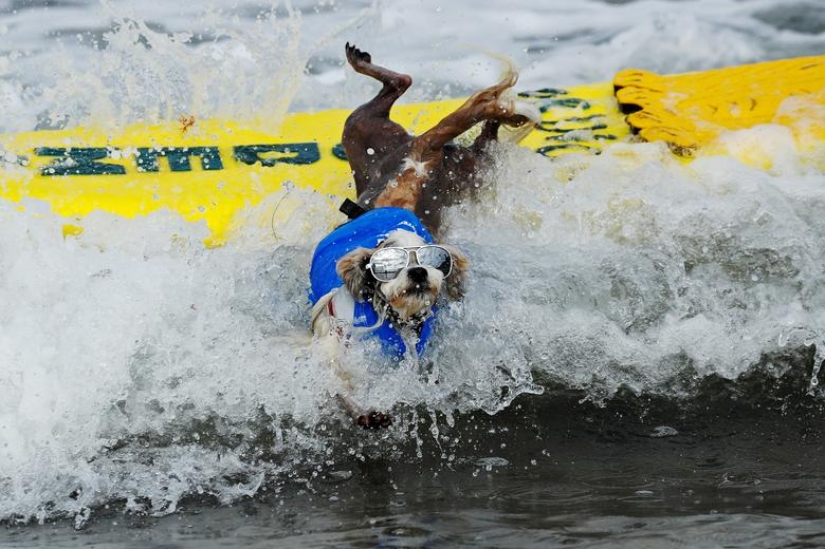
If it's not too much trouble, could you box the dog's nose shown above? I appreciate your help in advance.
[407,266,428,283]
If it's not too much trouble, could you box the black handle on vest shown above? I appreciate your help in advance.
[340,198,367,220]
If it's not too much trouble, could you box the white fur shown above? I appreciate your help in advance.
[401,157,432,177]
[310,229,440,426]
[377,233,443,321]
[469,49,541,143]
[512,99,542,126]
[497,93,542,144]
[383,228,427,247]
[311,229,444,341]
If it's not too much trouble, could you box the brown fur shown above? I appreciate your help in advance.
[343,43,535,235]
[335,247,371,297]
[317,44,534,429]
[440,244,470,300]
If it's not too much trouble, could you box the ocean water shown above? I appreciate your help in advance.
[2,0,825,547]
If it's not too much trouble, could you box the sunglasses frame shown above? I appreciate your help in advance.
[366,245,454,282]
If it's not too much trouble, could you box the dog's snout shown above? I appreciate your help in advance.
[408,266,428,283]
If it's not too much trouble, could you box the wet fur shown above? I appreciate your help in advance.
[343,43,539,236]
[337,229,468,321]
[311,230,469,429]
[314,44,535,429]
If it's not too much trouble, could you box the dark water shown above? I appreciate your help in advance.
[4,356,825,548]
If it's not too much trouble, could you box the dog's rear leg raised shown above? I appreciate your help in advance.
[413,71,529,156]
[343,44,414,195]
[345,43,412,116]
[373,72,528,211]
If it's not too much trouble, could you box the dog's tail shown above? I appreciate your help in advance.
[482,50,520,95]
[478,51,542,144]
[499,99,542,143]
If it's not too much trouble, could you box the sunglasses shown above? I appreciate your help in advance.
[366,245,453,283]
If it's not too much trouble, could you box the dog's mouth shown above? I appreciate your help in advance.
[404,277,443,301]
[377,265,442,322]
[387,285,438,319]
[407,282,432,296]
[388,283,436,303]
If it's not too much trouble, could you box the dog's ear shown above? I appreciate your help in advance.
[336,247,373,297]
[441,245,470,301]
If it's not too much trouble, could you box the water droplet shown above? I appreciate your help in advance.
[650,425,678,438]
[475,457,509,468]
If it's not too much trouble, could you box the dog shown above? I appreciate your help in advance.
[309,44,539,428]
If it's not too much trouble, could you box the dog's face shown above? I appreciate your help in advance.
[336,229,469,321]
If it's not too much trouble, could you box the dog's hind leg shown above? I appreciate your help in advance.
[372,73,528,212]
[411,71,529,159]
[345,43,412,117]
[472,120,502,152]
[344,43,414,195]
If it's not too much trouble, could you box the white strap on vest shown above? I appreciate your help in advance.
[325,288,355,342]
[329,288,355,324]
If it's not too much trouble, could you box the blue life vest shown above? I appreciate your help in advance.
[309,207,437,357]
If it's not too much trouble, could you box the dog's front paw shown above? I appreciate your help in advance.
[357,410,393,429]
[419,360,440,385]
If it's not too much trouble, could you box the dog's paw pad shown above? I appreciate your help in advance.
[345,43,371,65]
[357,411,392,429]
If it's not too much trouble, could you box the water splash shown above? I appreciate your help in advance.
[448,136,825,401]
[808,339,825,396]
[3,1,306,133]
[3,0,825,527]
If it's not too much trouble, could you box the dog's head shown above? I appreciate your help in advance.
[336,229,469,322]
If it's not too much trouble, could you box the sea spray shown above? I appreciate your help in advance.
[2,1,306,133]
[449,136,825,399]
[0,186,546,524]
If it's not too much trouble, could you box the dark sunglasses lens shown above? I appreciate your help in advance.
[417,246,452,276]
[369,248,408,281]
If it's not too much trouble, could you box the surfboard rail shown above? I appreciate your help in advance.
[1,55,822,245]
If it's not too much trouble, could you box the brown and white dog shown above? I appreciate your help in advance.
[309,44,538,428]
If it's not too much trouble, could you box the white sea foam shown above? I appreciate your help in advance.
[446,134,825,396]
[0,190,543,521]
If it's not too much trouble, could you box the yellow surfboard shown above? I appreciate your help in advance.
[615,55,825,153]
[1,55,822,245]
